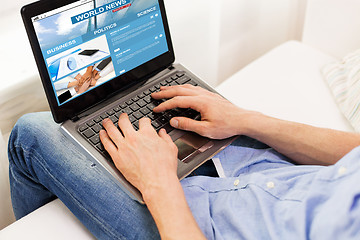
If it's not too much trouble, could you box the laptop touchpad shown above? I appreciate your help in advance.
[174,133,214,163]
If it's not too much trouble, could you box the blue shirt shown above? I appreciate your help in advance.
[181,144,360,239]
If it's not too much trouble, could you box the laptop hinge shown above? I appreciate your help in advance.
[168,65,175,70]
[71,116,80,122]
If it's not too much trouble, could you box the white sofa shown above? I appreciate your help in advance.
[1,0,360,239]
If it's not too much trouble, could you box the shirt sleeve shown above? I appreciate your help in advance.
[54,80,70,91]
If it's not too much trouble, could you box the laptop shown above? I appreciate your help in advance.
[21,0,236,203]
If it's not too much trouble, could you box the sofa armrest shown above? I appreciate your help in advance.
[0,199,95,239]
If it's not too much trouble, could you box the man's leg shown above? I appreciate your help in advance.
[8,112,159,240]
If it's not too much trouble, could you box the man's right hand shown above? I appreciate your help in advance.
[152,84,260,139]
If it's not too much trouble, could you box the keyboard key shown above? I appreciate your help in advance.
[176,76,191,85]
[115,111,122,118]
[166,78,173,83]
[147,112,156,120]
[188,80,198,86]
[147,102,157,111]
[138,93,145,99]
[183,109,200,119]
[132,96,139,102]
[100,113,108,119]
[106,110,115,116]
[90,135,101,145]
[143,89,151,95]
[177,73,185,78]
[160,80,168,86]
[133,111,143,120]
[92,124,103,134]
[78,124,88,132]
[109,115,118,123]
[93,116,102,123]
[140,107,151,115]
[151,120,161,129]
[113,106,121,112]
[128,115,136,123]
[96,143,105,152]
[86,120,95,127]
[149,86,156,92]
[133,121,139,130]
[162,123,174,133]
[126,100,133,105]
[123,107,132,115]
[83,129,95,138]
[130,103,140,111]
[119,103,127,109]
[158,116,167,125]
[171,75,178,80]
[164,111,176,120]
[137,99,147,108]
[144,95,152,104]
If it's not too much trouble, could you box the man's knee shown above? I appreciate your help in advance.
[14,111,53,132]
[9,112,54,148]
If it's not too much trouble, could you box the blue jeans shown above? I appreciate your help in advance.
[8,112,269,239]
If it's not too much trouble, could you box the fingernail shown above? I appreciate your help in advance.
[170,119,178,128]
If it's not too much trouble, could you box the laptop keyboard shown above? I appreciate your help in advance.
[77,72,200,158]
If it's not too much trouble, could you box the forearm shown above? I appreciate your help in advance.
[143,176,205,240]
[240,113,360,165]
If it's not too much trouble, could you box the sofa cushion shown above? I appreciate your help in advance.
[217,40,354,132]
[322,49,360,132]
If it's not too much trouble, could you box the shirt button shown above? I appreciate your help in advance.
[234,179,240,186]
[266,181,275,189]
[338,166,347,175]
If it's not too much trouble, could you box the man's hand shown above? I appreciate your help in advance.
[99,114,178,196]
[99,114,205,239]
[76,78,92,94]
[79,66,94,86]
[152,84,259,139]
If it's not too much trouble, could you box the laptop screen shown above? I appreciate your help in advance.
[31,0,169,106]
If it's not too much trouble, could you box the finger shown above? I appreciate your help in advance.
[138,117,154,133]
[99,130,118,156]
[158,128,173,143]
[151,85,198,100]
[117,113,136,137]
[102,118,123,145]
[153,96,203,113]
[170,117,207,135]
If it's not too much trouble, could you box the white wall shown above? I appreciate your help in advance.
[303,0,360,58]
[165,0,307,86]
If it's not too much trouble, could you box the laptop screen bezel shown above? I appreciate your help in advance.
[21,0,175,123]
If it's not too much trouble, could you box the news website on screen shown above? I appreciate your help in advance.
[32,0,168,105]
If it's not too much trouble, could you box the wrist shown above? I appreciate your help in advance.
[142,174,181,205]
[236,110,268,137]
[74,74,82,81]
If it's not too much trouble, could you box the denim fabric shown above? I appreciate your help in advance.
[8,112,159,239]
[8,112,360,239]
